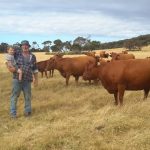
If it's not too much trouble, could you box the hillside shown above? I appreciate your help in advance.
[100,34,150,50]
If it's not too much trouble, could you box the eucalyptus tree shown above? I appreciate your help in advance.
[53,39,63,51]
[0,42,8,53]
[32,41,39,49]
[73,36,91,51]
[73,36,87,47]
[62,41,72,52]
[42,40,52,52]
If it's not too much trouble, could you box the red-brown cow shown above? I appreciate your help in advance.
[122,50,128,54]
[83,59,110,82]
[37,60,54,78]
[111,52,135,61]
[99,58,110,64]
[83,59,150,106]
[100,51,109,58]
[45,59,55,77]
[84,51,96,57]
[46,54,98,85]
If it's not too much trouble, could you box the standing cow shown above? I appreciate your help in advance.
[37,60,54,78]
[46,54,98,85]
[111,52,135,61]
[83,59,150,106]
[84,51,96,57]
[100,51,109,58]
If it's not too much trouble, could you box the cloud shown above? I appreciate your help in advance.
[0,11,149,36]
[0,0,149,42]
[1,0,149,19]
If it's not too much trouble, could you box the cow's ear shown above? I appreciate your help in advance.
[59,53,64,57]
[109,52,112,57]
[112,53,118,60]
[56,53,63,57]
[51,57,54,61]
[95,56,100,59]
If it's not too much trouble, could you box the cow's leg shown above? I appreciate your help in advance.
[49,70,53,77]
[52,69,54,77]
[41,72,43,78]
[93,79,99,85]
[75,76,79,84]
[45,70,48,78]
[114,92,118,105]
[117,84,125,106]
[49,70,51,78]
[88,80,91,84]
[143,89,149,100]
[66,74,70,86]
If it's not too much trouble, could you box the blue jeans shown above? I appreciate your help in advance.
[10,79,31,116]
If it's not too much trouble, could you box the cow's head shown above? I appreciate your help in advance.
[83,63,94,81]
[104,53,109,58]
[47,53,63,69]
[111,52,119,61]
[122,50,128,54]
[85,51,96,57]
[55,53,64,58]
[45,56,57,71]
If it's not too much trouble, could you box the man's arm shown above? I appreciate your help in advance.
[32,55,38,86]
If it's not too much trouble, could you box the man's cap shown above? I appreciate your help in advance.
[20,40,31,47]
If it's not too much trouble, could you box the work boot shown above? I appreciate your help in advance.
[24,112,31,117]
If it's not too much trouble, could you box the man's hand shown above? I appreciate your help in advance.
[33,73,38,87]
[33,78,38,87]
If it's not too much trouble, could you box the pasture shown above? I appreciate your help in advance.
[0,47,150,150]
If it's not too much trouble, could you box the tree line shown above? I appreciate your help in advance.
[100,34,150,51]
[0,34,150,53]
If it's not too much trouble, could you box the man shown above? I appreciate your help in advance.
[6,40,38,118]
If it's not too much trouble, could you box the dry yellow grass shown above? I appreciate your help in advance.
[0,47,150,150]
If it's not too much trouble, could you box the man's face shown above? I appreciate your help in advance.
[22,44,29,52]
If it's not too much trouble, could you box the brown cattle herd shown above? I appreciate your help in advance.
[37,50,150,106]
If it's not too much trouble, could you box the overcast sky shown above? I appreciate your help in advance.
[0,0,149,45]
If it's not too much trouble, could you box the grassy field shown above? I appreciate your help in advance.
[0,47,150,150]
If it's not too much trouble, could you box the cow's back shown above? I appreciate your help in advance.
[100,59,150,92]
[37,60,48,71]
[61,56,96,75]
[118,54,135,60]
